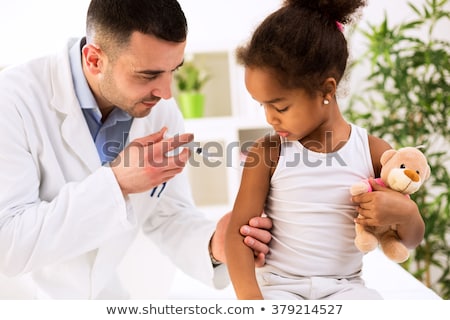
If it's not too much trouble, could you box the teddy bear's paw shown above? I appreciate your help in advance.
[354,234,378,252]
[350,181,370,196]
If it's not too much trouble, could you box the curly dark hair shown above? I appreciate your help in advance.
[236,0,366,96]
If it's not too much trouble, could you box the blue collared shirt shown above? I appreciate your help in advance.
[69,38,133,164]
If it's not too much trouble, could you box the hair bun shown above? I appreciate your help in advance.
[283,0,367,24]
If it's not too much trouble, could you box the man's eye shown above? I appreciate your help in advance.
[142,75,158,81]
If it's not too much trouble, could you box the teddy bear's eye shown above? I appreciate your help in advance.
[400,164,406,169]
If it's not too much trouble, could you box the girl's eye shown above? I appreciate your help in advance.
[276,106,289,113]
[260,104,289,113]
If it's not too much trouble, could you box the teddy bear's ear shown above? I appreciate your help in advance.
[380,149,397,166]
[424,164,431,181]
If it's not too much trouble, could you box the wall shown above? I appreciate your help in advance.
[4,1,447,66]
[0,0,281,67]
[0,0,90,67]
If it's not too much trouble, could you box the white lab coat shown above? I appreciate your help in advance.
[0,40,228,299]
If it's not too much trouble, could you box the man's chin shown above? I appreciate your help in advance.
[130,106,153,118]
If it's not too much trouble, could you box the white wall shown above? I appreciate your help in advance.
[3,0,447,66]
[0,0,90,66]
[0,0,282,66]
[179,0,282,52]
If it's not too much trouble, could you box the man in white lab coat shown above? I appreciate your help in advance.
[0,0,272,299]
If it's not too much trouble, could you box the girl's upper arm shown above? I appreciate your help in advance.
[229,135,279,226]
[368,135,392,177]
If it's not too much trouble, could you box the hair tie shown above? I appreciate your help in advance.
[336,21,344,32]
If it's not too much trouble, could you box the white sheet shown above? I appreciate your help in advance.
[169,248,441,300]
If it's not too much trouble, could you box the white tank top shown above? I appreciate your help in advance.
[261,124,374,278]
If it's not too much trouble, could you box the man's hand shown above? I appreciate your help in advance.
[111,127,193,196]
[211,212,272,267]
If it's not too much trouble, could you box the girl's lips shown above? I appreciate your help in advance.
[276,131,289,137]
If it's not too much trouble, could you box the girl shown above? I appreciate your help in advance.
[225,0,425,300]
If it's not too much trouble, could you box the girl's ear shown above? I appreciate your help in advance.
[321,77,337,101]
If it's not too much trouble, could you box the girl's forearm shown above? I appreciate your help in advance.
[226,234,264,299]
[396,200,425,249]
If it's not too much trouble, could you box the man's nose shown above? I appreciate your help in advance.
[152,73,173,99]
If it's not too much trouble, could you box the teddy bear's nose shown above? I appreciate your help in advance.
[404,169,420,182]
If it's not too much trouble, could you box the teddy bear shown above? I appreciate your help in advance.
[350,147,431,263]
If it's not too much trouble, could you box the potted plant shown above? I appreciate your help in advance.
[174,61,210,118]
[345,0,450,298]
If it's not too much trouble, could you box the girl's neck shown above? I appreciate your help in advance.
[299,119,351,153]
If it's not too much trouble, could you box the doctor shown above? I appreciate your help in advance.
[0,0,272,299]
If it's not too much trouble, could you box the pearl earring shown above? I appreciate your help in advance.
[324,99,330,105]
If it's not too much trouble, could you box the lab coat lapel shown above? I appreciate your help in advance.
[59,108,101,172]
[50,45,101,173]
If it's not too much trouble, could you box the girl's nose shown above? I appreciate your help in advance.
[265,108,280,126]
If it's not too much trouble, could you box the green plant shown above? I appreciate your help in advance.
[175,61,210,93]
[345,0,450,298]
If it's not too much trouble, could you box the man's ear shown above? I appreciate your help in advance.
[82,44,104,75]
